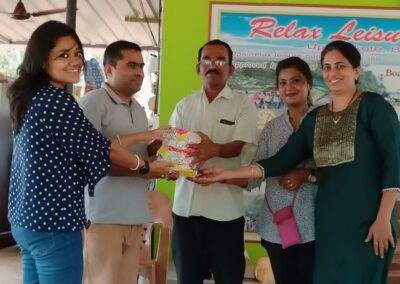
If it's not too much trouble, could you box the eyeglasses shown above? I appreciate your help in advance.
[127,61,145,70]
[199,59,228,68]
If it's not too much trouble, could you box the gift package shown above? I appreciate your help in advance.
[157,128,201,177]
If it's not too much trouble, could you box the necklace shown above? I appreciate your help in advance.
[289,115,300,130]
[330,88,358,124]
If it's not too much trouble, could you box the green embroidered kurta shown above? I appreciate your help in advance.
[257,92,400,284]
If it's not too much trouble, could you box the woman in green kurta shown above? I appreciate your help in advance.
[198,41,400,283]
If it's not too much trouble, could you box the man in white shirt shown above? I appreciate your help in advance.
[169,40,258,284]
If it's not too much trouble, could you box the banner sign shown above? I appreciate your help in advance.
[210,3,400,125]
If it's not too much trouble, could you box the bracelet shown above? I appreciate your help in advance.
[250,165,254,178]
[253,163,265,179]
[382,187,400,193]
[116,135,122,146]
[130,154,141,171]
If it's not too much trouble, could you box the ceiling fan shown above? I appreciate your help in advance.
[1,0,67,20]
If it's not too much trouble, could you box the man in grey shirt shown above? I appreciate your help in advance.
[79,41,170,284]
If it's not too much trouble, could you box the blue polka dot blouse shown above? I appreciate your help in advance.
[8,84,111,232]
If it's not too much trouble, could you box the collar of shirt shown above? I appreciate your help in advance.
[101,82,139,107]
[201,85,234,102]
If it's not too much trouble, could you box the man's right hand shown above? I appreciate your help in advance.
[148,160,174,179]
[189,131,220,168]
[166,171,179,181]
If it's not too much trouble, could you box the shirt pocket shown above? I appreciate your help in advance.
[213,114,237,143]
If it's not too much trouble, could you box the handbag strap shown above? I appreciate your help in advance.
[265,188,298,215]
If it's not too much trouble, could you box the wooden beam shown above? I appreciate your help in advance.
[124,16,158,23]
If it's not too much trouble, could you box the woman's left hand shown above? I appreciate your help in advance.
[194,168,229,184]
[148,126,172,141]
[365,218,395,258]
[279,169,309,191]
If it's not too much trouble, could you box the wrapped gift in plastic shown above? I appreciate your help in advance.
[157,128,201,177]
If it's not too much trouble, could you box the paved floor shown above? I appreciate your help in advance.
[3,244,398,284]
[0,246,21,284]
[0,246,262,284]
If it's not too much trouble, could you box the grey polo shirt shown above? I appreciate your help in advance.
[169,85,258,221]
[79,83,152,225]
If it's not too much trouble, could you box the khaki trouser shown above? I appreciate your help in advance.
[83,223,143,284]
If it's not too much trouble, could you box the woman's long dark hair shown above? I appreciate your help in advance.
[7,20,84,133]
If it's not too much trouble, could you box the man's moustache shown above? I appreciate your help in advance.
[205,69,219,75]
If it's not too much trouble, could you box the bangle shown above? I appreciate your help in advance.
[116,135,122,146]
[130,154,141,171]
[250,165,254,178]
[382,187,400,193]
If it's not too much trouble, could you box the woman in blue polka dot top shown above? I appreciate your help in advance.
[6,21,172,284]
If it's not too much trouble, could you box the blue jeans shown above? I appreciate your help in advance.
[11,227,83,284]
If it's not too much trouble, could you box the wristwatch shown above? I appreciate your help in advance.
[307,169,317,183]
[138,160,150,175]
